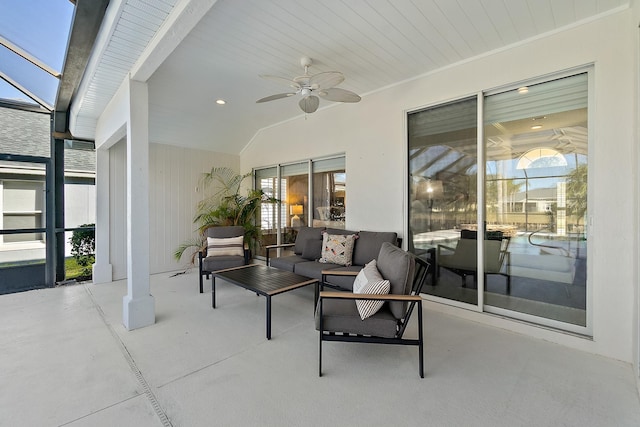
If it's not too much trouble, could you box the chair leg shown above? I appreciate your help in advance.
[199,272,204,293]
[318,298,323,377]
[418,300,424,378]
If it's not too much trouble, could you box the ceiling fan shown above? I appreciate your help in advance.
[256,56,361,113]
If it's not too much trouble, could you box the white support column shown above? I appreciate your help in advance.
[122,79,155,330]
[92,148,113,283]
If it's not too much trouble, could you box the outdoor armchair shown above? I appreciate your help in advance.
[198,225,249,293]
[316,242,431,377]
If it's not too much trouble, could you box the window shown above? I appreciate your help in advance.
[408,72,589,332]
[254,156,345,258]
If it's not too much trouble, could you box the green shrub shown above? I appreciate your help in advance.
[70,224,95,278]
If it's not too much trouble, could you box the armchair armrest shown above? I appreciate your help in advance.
[264,243,296,250]
[319,291,422,302]
[436,244,456,254]
[321,269,359,277]
[265,242,295,266]
[320,269,359,291]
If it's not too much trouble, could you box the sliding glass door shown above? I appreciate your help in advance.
[483,73,588,327]
[254,156,346,259]
[408,97,479,306]
[408,71,589,332]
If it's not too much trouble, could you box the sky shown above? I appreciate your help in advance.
[0,0,74,106]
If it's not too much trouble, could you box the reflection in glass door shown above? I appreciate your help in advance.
[312,157,346,229]
[408,72,589,331]
[484,73,588,327]
[408,96,479,306]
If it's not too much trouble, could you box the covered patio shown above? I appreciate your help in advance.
[2,274,639,426]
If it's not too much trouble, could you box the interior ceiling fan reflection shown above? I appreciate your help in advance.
[256,56,361,113]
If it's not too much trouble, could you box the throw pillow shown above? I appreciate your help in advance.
[355,279,391,320]
[318,233,357,266]
[207,236,244,257]
[352,259,384,293]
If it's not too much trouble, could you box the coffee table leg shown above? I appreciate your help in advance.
[266,295,272,340]
[212,277,216,308]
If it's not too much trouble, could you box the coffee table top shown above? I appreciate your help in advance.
[212,264,317,296]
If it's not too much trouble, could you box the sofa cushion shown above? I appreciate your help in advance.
[376,242,415,319]
[301,239,323,260]
[294,260,342,280]
[207,236,244,257]
[322,265,362,291]
[206,225,245,239]
[355,279,390,320]
[319,233,358,266]
[202,255,245,272]
[326,228,358,236]
[294,227,325,255]
[352,231,398,266]
[315,300,398,338]
[270,255,306,272]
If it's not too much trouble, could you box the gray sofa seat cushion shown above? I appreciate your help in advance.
[315,299,398,338]
[270,255,306,272]
[376,242,415,319]
[294,227,325,255]
[352,231,398,266]
[322,265,362,291]
[294,260,342,280]
[202,255,246,272]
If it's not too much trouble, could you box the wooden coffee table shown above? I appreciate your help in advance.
[211,264,318,339]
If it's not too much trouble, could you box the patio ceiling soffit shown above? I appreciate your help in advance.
[69,0,219,140]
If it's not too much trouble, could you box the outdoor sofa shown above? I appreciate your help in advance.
[266,226,399,290]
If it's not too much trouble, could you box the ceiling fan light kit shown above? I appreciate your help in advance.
[256,56,361,113]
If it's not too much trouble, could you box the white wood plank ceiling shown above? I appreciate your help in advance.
[70,0,629,153]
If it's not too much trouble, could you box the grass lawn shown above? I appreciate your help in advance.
[0,257,92,281]
[65,257,84,279]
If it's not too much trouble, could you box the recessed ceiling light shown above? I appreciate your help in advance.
[518,87,529,94]
[531,125,542,130]
[216,99,226,105]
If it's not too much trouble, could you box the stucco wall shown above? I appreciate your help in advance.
[240,10,637,362]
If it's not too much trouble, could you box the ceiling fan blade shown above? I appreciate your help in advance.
[318,87,361,103]
[259,75,301,89]
[309,71,344,89]
[299,95,319,113]
[256,93,296,103]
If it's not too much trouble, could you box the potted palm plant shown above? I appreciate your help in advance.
[174,167,278,263]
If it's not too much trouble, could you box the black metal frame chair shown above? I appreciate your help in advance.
[198,225,249,293]
[316,253,430,378]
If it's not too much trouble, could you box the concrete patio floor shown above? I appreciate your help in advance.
[1,270,639,426]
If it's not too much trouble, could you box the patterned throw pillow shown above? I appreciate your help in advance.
[318,233,357,266]
[352,259,384,293]
[207,236,244,257]
[355,279,391,320]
